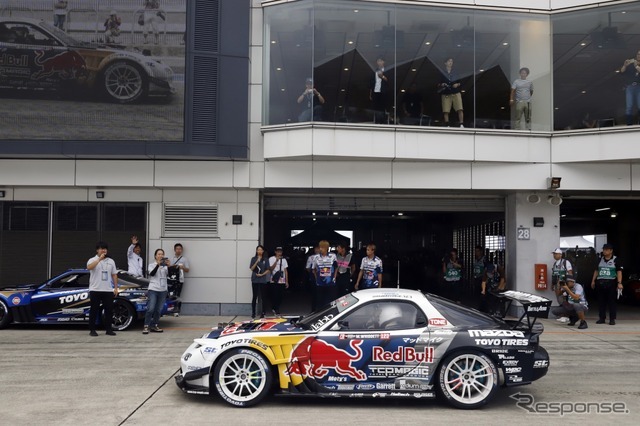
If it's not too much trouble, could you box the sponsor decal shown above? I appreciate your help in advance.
[517,349,534,354]
[469,330,525,338]
[533,360,549,368]
[335,384,355,391]
[389,392,412,397]
[416,336,444,344]
[492,349,509,354]
[431,329,454,335]
[508,376,523,383]
[347,392,364,397]
[372,346,434,363]
[221,338,268,351]
[498,354,515,360]
[399,382,432,390]
[475,338,529,346]
[527,305,548,313]
[326,376,347,382]
[287,338,366,380]
[505,367,522,374]
[57,318,70,322]
[402,338,417,344]
[413,392,435,398]
[203,347,217,354]
[355,384,376,391]
[58,293,89,304]
[61,308,85,314]
[376,383,396,390]
[428,318,448,326]
[311,314,334,331]
[372,392,387,398]
[12,296,20,305]
[339,333,390,340]
[502,360,519,367]
[369,366,430,379]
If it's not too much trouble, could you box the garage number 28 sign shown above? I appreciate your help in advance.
[517,227,531,240]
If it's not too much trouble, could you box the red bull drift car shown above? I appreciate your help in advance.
[175,288,551,409]
[0,18,174,103]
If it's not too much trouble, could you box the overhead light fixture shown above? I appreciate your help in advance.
[333,212,339,216]
[397,212,404,216]
[548,194,563,206]
[548,177,562,189]
[610,211,618,218]
[312,212,316,216]
[527,194,541,204]
[595,207,611,212]
[96,191,105,199]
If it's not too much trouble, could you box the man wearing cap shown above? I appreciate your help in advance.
[551,275,588,329]
[104,10,121,44]
[551,248,573,291]
[297,78,325,122]
[268,246,288,316]
[591,244,623,325]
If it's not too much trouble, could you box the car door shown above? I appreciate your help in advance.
[30,272,91,323]
[310,301,432,394]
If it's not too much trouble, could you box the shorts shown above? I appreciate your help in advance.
[441,93,463,113]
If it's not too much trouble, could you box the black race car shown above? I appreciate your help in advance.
[0,269,181,331]
[0,18,175,103]
[176,288,551,409]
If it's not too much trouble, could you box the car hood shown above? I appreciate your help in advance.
[206,318,307,339]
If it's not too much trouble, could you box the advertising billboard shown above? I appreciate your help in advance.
[0,0,185,141]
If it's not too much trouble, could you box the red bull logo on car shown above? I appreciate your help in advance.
[372,346,434,363]
[32,50,86,80]
[287,337,367,381]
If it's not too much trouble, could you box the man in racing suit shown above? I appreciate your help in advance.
[590,243,623,325]
[312,240,338,309]
[355,243,383,290]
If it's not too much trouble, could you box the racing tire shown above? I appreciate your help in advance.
[0,299,12,329]
[101,61,148,104]
[111,299,135,331]
[437,350,498,409]
[213,348,273,407]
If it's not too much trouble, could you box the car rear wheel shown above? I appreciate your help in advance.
[213,349,272,407]
[437,351,498,409]
[111,299,135,331]
[102,61,147,103]
[0,299,12,329]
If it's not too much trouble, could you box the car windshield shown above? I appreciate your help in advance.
[426,294,503,327]
[38,20,88,47]
[298,293,359,330]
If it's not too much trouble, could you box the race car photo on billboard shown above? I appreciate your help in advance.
[0,269,181,331]
[0,18,175,103]
[175,288,551,409]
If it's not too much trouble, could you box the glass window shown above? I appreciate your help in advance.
[553,4,640,129]
[264,1,552,130]
[338,301,421,331]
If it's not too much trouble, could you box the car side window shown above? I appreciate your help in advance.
[3,23,60,46]
[50,273,90,289]
[338,301,421,331]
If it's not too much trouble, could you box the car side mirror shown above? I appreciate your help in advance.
[416,317,427,327]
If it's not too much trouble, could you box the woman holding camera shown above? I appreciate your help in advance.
[249,245,270,319]
[144,248,170,334]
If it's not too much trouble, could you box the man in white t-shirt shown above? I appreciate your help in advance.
[127,235,144,277]
[510,67,534,130]
[87,241,118,336]
[269,247,289,316]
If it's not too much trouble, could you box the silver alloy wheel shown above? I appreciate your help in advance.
[441,353,496,406]
[217,351,269,404]
[103,62,144,102]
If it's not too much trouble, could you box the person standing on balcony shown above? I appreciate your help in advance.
[369,57,390,124]
[438,58,464,127]
[510,67,534,130]
[53,1,68,32]
[620,51,640,125]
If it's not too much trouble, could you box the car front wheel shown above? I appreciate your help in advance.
[102,61,147,103]
[111,299,135,331]
[0,299,12,329]
[437,351,498,409]
[213,349,273,407]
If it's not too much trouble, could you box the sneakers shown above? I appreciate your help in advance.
[578,320,588,329]
[568,318,578,326]
[142,326,149,334]
[556,317,570,323]
[150,326,163,333]
[89,330,98,337]
[609,320,616,325]
[460,124,464,128]
[596,319,605,324]
[105,330,116,336]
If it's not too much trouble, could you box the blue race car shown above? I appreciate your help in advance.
[0,269,181,331]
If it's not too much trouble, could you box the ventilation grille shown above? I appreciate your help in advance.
[194,0,220,52]
[163,204,218,237]
[192,56,218,143]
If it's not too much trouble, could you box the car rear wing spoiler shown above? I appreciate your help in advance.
[493,290,552,333]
